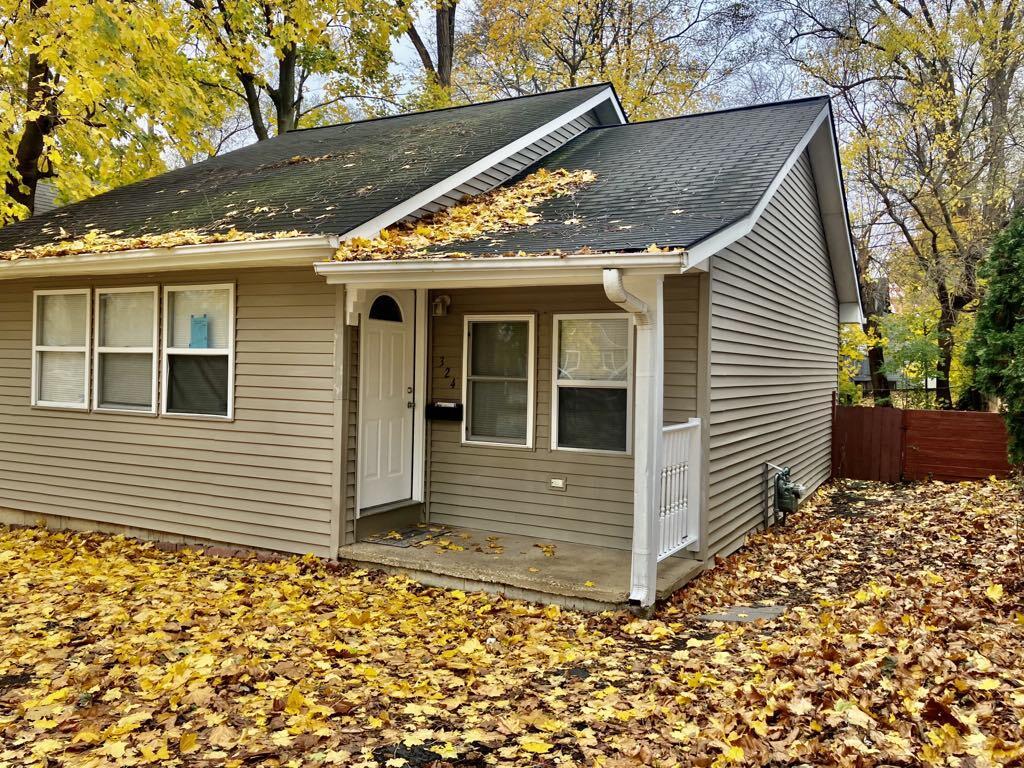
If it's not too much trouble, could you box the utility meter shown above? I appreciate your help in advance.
[774,467,805,520]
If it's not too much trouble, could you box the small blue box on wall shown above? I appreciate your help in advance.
[190,314,210,349]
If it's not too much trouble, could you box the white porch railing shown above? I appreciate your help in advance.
[657,418,701,560]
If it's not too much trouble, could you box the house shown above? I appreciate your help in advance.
[0,84,862,609]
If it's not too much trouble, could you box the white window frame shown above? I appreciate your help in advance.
[462,313,536,449]
[93,286,159,415]
[551,312,634,455]
[161,283,236,420]
[31,288,91,410]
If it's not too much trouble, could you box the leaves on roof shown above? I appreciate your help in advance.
[333,168,597,262]
[0,227,305,262]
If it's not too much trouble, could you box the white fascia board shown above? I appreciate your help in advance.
[0,235,340,280]
[339,87,624,242]
[685,104,864,323]
[685,106,830,267]
[808,113,864,318]
[314,251,686,290]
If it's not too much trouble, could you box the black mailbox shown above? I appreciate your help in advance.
[426,402,464,421]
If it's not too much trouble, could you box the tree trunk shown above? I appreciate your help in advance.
[434,1,457,88]
[5,0,57,215]
[864,278,891,404]
[935,290,956,410]
[238,72,270,141]
[274,43,299,134]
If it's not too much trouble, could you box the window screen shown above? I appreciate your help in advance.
[554,315,631,452]
[96,289,156,412]
[164,285,234,417]
[166,356,229,416]
[464,318,533,445]
[33,291,90,407]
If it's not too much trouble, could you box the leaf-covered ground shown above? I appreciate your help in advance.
[1,479,1022,767]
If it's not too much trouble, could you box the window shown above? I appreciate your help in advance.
[368,294,403,322]
[162,284,235,418]
[463,315,535,447]
[32,289,91,408]
[94,287,158,413]
[552,314,632,453]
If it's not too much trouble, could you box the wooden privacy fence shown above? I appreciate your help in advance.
[832,405,1014,483]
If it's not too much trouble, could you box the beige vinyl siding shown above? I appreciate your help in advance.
[706,152,838,558]
[0,267,339,557]
[423,281,700,550]
[664,275,700,424]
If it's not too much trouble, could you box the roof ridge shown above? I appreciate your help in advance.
[585,94,830,131]
[289,82,617,135]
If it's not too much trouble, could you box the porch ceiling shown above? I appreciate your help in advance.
[338,527,703,610]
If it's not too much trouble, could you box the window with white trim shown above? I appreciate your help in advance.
[463,315,535,447]
[32,289,91,408]
[552,314,632,453]
[162,284,235,418]
[94,287,158,413]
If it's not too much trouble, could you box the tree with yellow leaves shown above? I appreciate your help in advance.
[0,0,227,222]
[454,0,758,118]
[776,0,1024,408]
[181,0,407,140]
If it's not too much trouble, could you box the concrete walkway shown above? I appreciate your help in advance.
[339,527,704,611]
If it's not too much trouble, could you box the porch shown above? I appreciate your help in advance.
[340,526,704,612]
[319,260,710,608]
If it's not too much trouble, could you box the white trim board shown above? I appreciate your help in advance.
[339,87,624,243]
[315,251,687,290]
[0,235,340,280]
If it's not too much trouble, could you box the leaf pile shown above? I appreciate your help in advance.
[333,168,597,262]
[0,228,306,263]
[1,479,1022,767]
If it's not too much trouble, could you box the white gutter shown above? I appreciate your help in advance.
[313,250,687,289]
[0,235,340,280]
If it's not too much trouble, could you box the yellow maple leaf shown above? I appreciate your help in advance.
[986,583,1004,602]
[179,732,199,754]
[285,686,306,714]
[520,737,554,753]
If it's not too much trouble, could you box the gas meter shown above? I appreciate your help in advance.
[774,467,805,520]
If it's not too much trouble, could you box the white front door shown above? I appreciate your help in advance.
[359,291,415,513]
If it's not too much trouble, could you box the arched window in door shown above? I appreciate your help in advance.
[368,294,403,322]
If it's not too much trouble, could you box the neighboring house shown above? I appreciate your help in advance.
[0,84,862,608]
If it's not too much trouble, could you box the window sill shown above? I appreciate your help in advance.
[93,408,158,418]
[159,412,235,423]
[31,403,89,413]
[461,440,534,451]
[551,445,632,457]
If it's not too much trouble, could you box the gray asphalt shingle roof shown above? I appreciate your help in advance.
[425,97,830,257]
[0,85,611,254]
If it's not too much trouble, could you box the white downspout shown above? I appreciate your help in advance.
[604,268,663,608]
[603,268,649,320]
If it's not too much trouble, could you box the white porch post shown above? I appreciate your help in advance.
[625,275,664,607]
